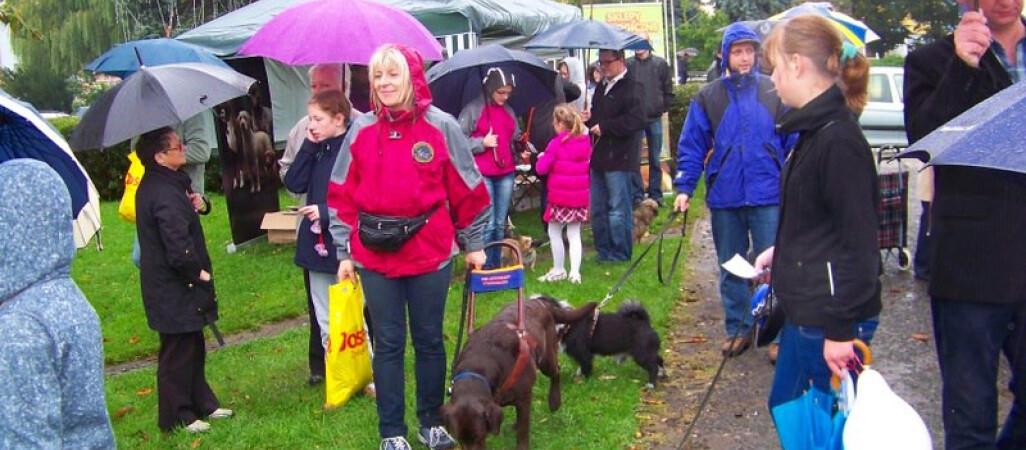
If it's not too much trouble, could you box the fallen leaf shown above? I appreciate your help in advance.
[911,333,930,343]
[642,398,665,405]
[598,375,617,381]
[635,431,643,438]
[136,387,153,396]
[681,336,708,344]
[128,336,140,345]
[191,438,202,448]
[113,406,134,419]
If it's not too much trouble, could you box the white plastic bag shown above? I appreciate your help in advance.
[842,368,931,450]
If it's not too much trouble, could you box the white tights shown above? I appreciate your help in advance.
[547,221,583,275]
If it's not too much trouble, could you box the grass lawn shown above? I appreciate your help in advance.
[92,186,706,449]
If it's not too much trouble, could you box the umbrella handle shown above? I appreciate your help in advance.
[134,46,144,67]
[830,339,872,391]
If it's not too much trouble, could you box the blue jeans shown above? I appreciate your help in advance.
[768,319,879,410]
[590,169,633,262]
[932,298,1026,450]
[633,119,664,201]
[483,174,514,268]
[710,206,779,336]
[358,263,453,438]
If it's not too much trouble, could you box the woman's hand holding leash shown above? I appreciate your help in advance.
[753,246,774,284]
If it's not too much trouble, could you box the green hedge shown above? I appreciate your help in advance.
[50,117,223,201]
[668,81,703,163]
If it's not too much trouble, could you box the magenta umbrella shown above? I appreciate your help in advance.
[237,0,443,65]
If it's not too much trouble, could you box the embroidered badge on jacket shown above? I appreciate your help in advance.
[412,142,434,163]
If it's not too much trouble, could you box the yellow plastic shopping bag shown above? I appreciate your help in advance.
[325,278,373,408]
[118,151,145,223]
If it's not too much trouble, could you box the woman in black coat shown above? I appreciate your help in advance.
[753,15,882,420]
[136,126,232,433]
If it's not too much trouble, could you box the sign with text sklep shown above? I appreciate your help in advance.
[583,2,667,58]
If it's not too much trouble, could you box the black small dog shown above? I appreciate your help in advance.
[555,298,665,388]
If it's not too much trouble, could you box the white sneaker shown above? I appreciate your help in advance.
[568,272,581,284]
[185,420,210,433]
[537,268,567,282]
[208,408,234,419]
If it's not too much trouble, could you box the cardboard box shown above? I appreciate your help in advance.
[261,211,299,244]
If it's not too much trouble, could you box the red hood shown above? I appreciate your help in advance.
[378,45,433,119]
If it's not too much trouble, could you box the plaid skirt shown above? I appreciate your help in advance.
[544,204,589,223]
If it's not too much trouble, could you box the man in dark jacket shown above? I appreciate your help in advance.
[582,49,645,262]
[136,126,233,433]
[674,23,794,358]
[628,42,674,205]
[903,2,1026,448]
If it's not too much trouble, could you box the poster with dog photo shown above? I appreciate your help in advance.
[212,57,280,245]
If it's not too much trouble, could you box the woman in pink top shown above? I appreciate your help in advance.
[535,104,591,284]
[457,67,522,268]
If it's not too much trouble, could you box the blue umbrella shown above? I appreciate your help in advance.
[901,80,1026,173]
[84,38,230,78]
[425,44,558,117]
[0,89,102,248]
[525,19,652,51]
[771,386,846,450]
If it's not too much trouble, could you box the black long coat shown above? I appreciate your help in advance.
[904,35,1026,304]
[586,71,645,172]
[136,165,217,334]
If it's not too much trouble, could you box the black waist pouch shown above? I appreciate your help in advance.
[358,206,439,253]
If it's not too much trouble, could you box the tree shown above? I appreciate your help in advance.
[0,65,74,111]
[6,0,120,77]
[718,0,790,22]
[677,9,730,73]
[852,0,959,53]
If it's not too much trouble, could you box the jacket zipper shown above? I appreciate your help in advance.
[763,143,782,170]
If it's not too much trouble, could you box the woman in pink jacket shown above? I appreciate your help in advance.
[535,104,591,284]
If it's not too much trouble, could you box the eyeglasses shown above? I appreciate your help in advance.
[162,145,185,154]
[598,58,620,66]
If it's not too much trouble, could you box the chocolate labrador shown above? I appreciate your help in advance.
[441,297,597,450]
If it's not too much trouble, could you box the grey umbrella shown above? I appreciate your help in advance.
[71,63,255,151]
[901,80,1026,174]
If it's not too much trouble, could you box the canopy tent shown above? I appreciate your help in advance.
[176,0,580,147]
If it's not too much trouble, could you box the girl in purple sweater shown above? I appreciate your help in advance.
[536,105,592,284]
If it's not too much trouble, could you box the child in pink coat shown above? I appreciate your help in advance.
[535,104,591,284]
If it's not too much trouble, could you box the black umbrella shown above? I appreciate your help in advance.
[524,19,652,51]
[426,44,558,117]
[71,63,255,151]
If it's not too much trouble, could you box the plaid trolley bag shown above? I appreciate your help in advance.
[876,146,911,270]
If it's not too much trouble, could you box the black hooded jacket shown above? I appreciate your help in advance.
[771,85,882,341]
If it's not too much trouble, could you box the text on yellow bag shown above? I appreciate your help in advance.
[118,151,145,223]
[325,278,373,408]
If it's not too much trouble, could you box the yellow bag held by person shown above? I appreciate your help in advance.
[118,151,145,222]
[325,278,373,408]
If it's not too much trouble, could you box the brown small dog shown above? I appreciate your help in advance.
[441,297,597,450]
[500,235,536,270]
[632,198,660,242]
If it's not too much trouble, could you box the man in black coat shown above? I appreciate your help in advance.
[628,44,674,206]
[581,49,645,262]
[903,2,1026,448]
[136,126,233,433]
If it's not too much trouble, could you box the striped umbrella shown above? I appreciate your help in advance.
[769,2,880,48]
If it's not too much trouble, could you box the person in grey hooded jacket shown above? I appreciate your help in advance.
[0,159,115,449]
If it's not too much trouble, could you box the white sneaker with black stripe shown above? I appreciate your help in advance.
[417,426,456,450]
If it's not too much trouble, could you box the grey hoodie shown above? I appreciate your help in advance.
[0,159,114,449]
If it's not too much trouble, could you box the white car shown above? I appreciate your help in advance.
[859,66,906,148]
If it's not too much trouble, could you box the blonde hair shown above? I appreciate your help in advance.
[368,45,415,113]
[553,104,584,138]
[763,14,869,114]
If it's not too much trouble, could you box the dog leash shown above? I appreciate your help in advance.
[449,269,474,390]
[598,210,686,310]
[657,211,686,285]
[675,286,779,449]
